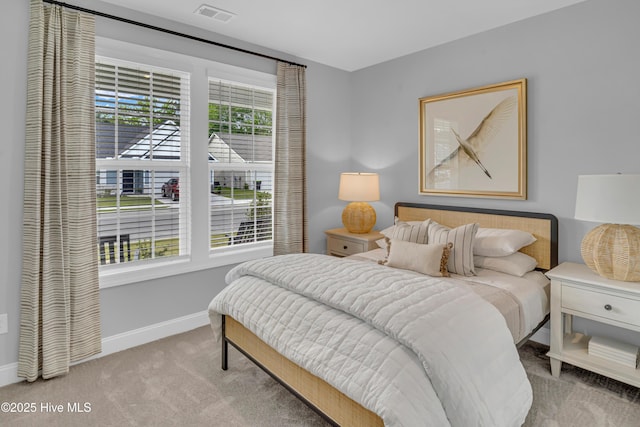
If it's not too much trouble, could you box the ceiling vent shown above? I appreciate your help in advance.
[194,4,235,23]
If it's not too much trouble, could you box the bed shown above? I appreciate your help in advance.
[209,202,558,426]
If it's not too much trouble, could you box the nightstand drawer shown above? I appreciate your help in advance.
[562,284,640,327]
[328,237,366,256]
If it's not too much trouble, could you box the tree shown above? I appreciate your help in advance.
[96,95,180,127]
[246,191,272,220]
[208,103,272,136]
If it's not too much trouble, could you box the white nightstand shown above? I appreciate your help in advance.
[324,228,382,257]
[546,262,640,387]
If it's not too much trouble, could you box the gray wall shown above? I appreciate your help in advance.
[0,0,30,368]
[350,0,640,343]
[2,0,640,368]
[351,0,640,262]
[0,0,350,367]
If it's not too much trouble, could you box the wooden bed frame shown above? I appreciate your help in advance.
[221,203,559,426]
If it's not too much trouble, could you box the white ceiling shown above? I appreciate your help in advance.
[98,0,588,71]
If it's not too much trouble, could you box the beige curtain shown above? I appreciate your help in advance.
[19,0,101,382]
[274,63,308,255]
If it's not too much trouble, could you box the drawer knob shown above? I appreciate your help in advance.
[604,304,612,311]
[343,245,348,250]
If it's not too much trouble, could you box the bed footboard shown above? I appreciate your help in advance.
[221,315,384,427]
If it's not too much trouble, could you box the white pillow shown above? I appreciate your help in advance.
[381,219,431,244]
[428,222,479,276]
[474,252,538,277]
[473,228,536,257]
[383,239,451,277]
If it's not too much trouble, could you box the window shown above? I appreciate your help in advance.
[208,80,274,249]
[95,60,190,267]
[94,39,276,287]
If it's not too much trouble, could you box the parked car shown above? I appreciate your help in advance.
[161,178,179,201]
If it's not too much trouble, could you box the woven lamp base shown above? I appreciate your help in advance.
[342,202,376,234]
[581,223,640,282]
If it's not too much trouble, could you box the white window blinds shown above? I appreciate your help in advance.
[208,80,274,248]
[95,60,190,266]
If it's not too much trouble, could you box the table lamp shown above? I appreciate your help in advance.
[338,172,380,234]
[575,174,640,281]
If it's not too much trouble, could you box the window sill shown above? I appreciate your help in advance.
[99,244,273,289]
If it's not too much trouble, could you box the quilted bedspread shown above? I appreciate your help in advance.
[208,253,532,426]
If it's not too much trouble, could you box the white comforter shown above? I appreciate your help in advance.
[209,253,532,426]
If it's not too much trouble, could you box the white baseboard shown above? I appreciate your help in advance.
[97,310,209,359]
[0,310,209,388]
[0,362,20,388]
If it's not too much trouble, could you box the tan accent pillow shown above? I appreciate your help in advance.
[428,222,479,276]
[381,239,452,277]
[381,219,431,244]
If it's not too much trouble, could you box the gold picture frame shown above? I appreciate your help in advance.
[419,79,527,199]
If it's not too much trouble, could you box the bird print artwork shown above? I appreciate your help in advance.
[451,127,492,179]
[427,95,517,182]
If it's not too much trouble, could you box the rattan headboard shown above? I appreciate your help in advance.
[394,202,558,270]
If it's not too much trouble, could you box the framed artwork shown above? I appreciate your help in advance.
[419,79,527,199]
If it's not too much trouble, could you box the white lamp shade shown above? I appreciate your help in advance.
[338,173,380,202]
[575,174,640,225]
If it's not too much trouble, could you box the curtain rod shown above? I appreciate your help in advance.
[42,0,307,69]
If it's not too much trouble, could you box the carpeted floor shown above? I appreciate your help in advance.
[1,326,639,426]
[520,342,640,427]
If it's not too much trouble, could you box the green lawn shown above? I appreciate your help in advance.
[98,189,270,209]
[212,187,270,200]
[97,195,161,208]
[138,234,232,255]
[102,234,232,263]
